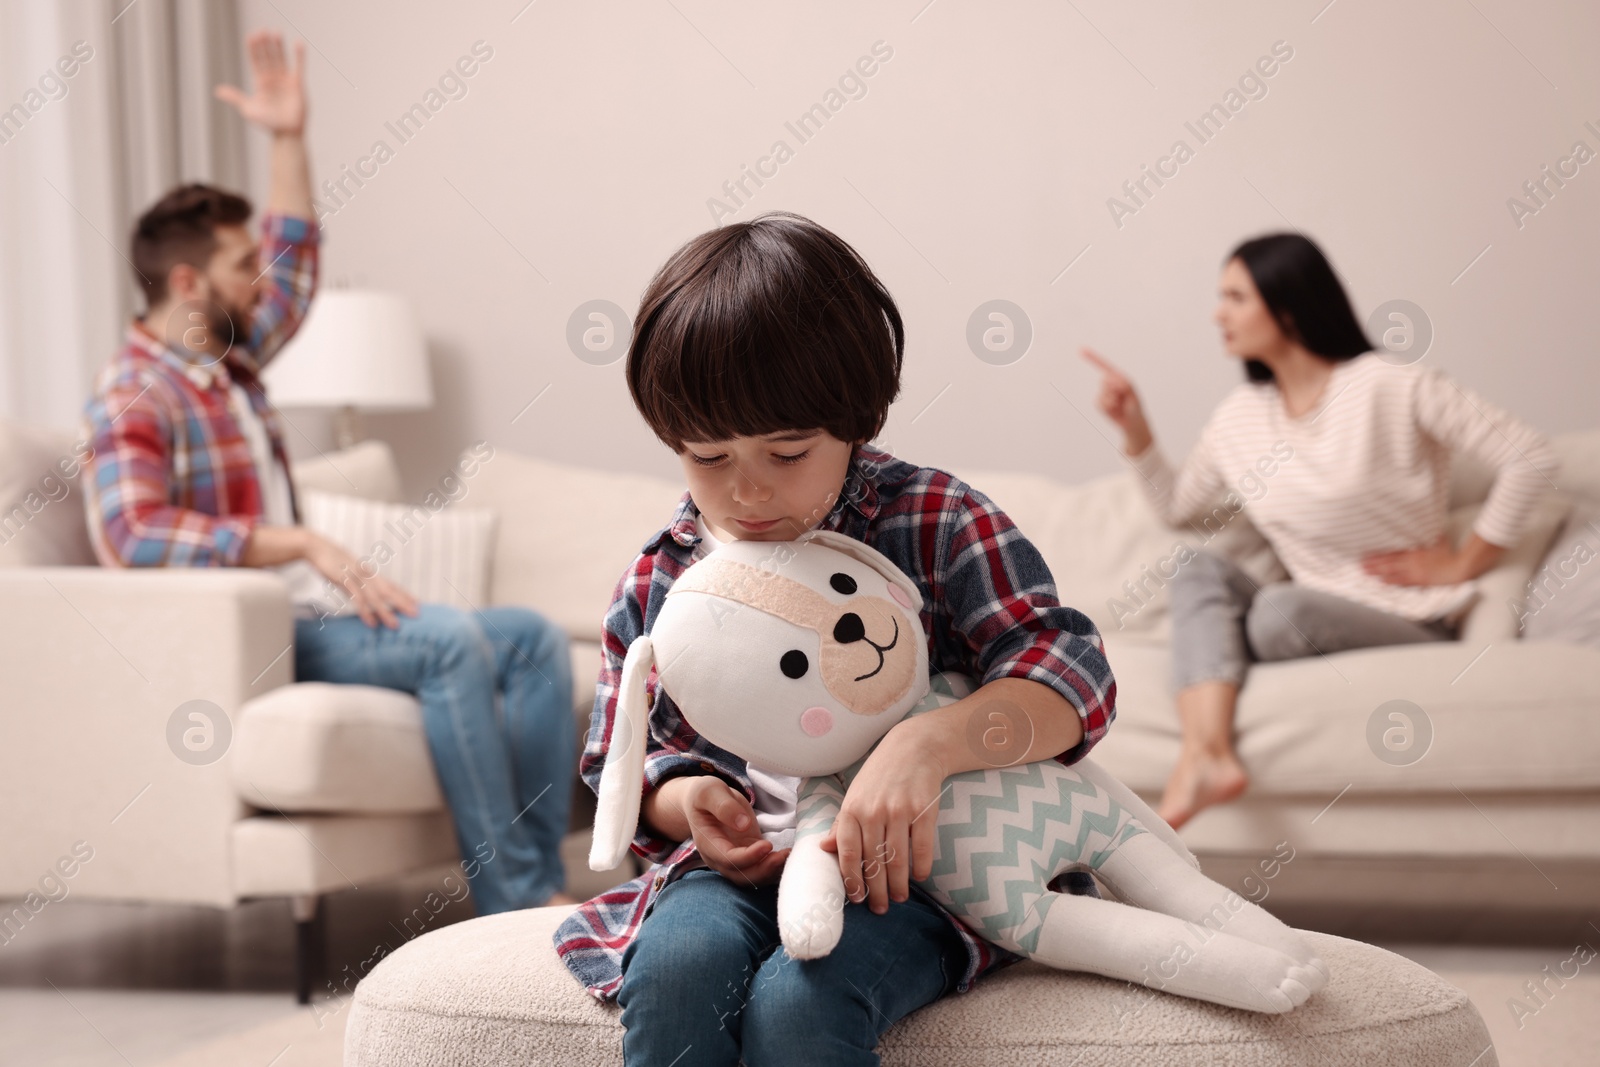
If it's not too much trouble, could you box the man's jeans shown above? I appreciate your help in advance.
[617,867,971,1067]
[293,603,575,913]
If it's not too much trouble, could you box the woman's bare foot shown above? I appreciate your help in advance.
[1157,747,1249,830]
[541,891,582,908]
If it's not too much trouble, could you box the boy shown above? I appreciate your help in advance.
[553,212,1116,1065]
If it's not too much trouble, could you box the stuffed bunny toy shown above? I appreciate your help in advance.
[590,529,1329,1013]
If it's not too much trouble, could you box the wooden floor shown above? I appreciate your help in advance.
[4,870,1597,1066]
[0,864,470,1066]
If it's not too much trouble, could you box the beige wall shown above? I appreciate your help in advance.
[239,0,1600,500]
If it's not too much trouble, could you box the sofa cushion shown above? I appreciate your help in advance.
[299,488,498,614]
[290,439,404,503]
[0,429,396,570]
[343,907,1496,1067]
[1449,427,1600,508]
[1522,501,1600,648]
[1094,638,1600,796]
[1549,428,1600,502]
[1454,491,1571,645]
[0,418,97,567]
[966,465,1572,646]
[233,683,446,815]
[233,640,603,814]
[962,467,1287,641]
[1166,792,1600,868]
[467,449,686,643]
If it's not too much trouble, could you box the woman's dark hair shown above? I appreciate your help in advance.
[1226,233,1371,383]
[626,211,904,452]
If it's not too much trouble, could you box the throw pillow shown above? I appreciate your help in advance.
[1453,491,1572,645]
[1520,500,1600,648]
[0,418,98,567]
[299,488,498,615]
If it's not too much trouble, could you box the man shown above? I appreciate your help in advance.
[81,31,577,912]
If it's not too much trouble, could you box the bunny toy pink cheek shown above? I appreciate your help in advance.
[800,706,833,736]
[887,582,913,608]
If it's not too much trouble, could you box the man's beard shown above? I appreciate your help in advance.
[177,297,242,362]
[208,299,242,354]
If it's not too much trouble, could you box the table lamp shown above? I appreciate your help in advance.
[262,289,433,449]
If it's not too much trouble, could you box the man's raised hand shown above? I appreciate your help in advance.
[215,30,307,136]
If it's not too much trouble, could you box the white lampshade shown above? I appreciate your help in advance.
[263,290,433,410]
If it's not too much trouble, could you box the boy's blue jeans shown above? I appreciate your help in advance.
[617,866,971,1067]
[292,603,574,914]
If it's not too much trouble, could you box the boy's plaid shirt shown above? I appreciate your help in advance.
[553,442,1118,1000]
[80,214,319,567]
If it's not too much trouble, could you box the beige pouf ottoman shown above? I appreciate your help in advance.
[343,905,1497,1066]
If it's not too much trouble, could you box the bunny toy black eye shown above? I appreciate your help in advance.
[829,572,857,595]
[781,650,809,679]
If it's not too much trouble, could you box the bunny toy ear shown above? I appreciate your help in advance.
[797,528,924,613]
[589,634,655,872]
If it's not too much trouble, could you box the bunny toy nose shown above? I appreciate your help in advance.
[833,613,865,643]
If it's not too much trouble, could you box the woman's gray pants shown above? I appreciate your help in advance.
[1168,550,1456,691]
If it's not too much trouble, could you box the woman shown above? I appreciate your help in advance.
[1084,232,1558,830]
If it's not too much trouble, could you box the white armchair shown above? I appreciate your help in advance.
[0,428,628,1002]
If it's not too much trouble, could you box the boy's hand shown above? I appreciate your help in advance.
[684,776,790,887]
[215,30,308,136]
[820,725,946,915]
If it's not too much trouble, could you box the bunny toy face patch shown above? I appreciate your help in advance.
[650,529,930,777]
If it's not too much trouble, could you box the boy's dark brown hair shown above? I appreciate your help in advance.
[131,183,253,305]
[626,211,904,452]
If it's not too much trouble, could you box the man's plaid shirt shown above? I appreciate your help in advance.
[81,214,319,566]
[553,442,1118,1000]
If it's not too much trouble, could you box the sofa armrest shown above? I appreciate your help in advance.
[0,567,294,907]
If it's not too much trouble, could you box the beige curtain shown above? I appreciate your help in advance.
[0,0,245,429]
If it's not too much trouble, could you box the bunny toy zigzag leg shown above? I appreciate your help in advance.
[919,761,1328,1014]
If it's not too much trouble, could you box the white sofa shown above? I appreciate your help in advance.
[0,427,643,1001]
[4,417,1599,998]
[965,430,1600,933]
